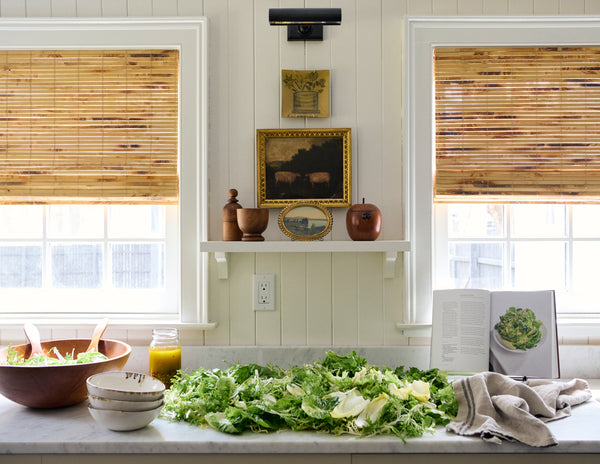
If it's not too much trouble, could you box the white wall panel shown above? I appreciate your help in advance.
[255,253,282,344]
[381,0,404,240]
[101,0,127,16]
[228,253,257,345]
[76,0,102,16]
[329,0,357,241]
[2,0,26,16]
[332,253,358,344]
[177,0,203,16]
[357,253,384,345]
[560,0,585,14]
[483,0,508,15]
[306,253,333,344]
[230,0,257,212]
[281,253,308,345]
[51,0,76,16]
[433,0,457,15]
[27,0,51,16]
[508,0,534,14]
[128,0,153,16]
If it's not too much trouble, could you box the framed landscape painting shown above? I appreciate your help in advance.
[256,128,351,208]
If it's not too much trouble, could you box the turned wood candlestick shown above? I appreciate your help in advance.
[237,208,269,241]
[222,189,243,241]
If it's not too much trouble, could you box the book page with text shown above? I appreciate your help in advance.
[430,289,491,373]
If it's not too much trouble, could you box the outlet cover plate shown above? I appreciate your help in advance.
[253,274,275,311]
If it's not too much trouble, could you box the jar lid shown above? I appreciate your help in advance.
[152,327,179,341]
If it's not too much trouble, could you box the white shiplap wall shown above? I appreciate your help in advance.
[4,0,600,348]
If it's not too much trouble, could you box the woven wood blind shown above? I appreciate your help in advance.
[434,46,600,203]
[0,49,179,204]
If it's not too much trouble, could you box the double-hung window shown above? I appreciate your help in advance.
[0,19,208,326]
[406,18,600,335]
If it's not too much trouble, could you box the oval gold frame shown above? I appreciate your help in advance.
[278,201,333,241]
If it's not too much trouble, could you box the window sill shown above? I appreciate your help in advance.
[397,320,600,345]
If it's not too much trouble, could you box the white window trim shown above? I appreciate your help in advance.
[405,16,600,339]
[0,18,212,331]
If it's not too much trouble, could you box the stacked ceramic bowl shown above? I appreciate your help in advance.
[86,371,165,431]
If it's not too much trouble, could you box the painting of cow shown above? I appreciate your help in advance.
[257,128,351,208]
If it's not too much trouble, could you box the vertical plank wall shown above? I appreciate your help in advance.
[5,0,600,348]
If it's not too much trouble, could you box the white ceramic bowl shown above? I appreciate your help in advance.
[87,371,165,402]
[88,402,163,431]
[88,394,164,412]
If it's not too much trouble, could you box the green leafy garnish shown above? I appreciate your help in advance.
[495,306,543,351]
[5,346,108,366]
[162,350,457,440]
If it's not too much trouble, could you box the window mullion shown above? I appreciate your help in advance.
[104,206,110,290]
[43,206,49,289]
[505,204,512,289]
[567,205,574,292]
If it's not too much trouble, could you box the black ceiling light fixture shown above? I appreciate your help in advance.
[269,8,342,41]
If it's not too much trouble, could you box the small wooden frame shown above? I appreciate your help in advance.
[278,201,332,241]
[257,128,351,208]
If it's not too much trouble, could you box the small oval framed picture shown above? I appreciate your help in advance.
[278,201,332,241]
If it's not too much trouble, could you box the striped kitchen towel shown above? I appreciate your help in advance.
[446,372,591,447]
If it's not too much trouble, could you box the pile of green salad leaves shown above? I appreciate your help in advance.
[6,346,108,366]
[162,350,457,440]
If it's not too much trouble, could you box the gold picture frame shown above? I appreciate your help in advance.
[256,128,351,208]
[281,70,330,118]
[278,201,332,241]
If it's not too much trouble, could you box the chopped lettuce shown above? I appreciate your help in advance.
[494,306,543,350]
[162,350,457,440]
[6,346,108,366]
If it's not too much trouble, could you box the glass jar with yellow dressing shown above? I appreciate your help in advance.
[149,328,181,388]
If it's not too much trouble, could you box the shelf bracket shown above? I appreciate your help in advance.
[384,251,398,278]
[396,323,432,338]
[214,252,229,279]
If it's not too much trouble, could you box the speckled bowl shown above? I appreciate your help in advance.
[86,371,165,402]
[0,339,131,409]
[88,394,164,412]
[88,402,163,431]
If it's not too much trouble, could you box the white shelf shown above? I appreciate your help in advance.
[200,240,410,279]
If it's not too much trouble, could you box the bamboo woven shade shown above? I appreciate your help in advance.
[434,46,600,203]
[0,49,179,204]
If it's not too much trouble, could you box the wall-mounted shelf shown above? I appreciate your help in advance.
[200,240,411,279]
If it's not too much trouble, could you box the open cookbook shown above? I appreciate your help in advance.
[430,289,560,378]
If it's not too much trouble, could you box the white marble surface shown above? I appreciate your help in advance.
[121,344,600,381]
[0,380,599,455]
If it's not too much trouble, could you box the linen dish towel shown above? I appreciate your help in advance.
[446,372,591,447]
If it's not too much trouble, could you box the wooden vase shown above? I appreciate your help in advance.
[237,208,269,241]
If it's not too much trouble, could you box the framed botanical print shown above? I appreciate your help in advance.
[281,70,329,118]
[256,128,351,208]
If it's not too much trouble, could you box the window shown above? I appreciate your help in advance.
[0,204,178,316]
[406,18,600,331]
[0,18,208,326]
[435,203,600,316]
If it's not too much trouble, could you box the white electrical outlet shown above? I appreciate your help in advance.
[253,274,275,311]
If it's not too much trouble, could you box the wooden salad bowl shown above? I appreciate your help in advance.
[0,339,131,408]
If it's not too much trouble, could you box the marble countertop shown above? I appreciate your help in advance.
[0,380,599,455]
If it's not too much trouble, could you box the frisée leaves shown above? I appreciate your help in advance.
[161,350,457,440]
